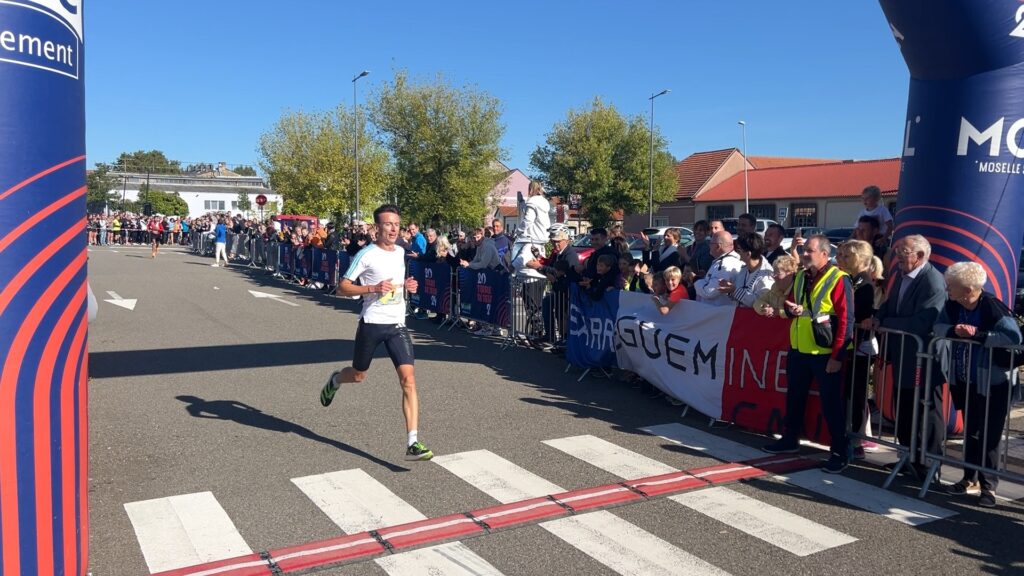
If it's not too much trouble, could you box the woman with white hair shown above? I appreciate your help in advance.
[935,261,1022,508]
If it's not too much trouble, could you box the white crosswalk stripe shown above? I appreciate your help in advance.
[670,487,856,556]
[123,491,252,574]
[292,468,505,576]
[777,469,956,526]
[433,449,564,503]
[640,423,763,462]
[436,449,731,575]
[545,433,857,555]
[543,435,678,478]
[641,422,954,525]
[542,511,732,576]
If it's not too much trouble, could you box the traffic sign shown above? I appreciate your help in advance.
[255,194,268,206]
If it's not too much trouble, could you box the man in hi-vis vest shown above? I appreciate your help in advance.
[763,234,854,474]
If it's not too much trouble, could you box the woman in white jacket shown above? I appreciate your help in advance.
[512,180,551,279]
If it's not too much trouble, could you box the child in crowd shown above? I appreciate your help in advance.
[681,263,697,300]
[652,266,688,315]
[754,254,799,318]
[579,253,618,300]
[855,185,894,238]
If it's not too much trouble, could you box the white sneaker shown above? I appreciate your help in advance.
[211,264,219,267]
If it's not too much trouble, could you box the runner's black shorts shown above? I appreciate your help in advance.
[353,319,415,371]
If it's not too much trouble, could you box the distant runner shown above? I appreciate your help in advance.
[319,204,433,461]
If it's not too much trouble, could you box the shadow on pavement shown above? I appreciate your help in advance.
[175,395,409,473]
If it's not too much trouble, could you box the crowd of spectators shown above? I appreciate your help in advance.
[87,183,1020,504]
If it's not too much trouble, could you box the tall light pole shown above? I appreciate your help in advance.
[738,120,749,213]
[352,70,369,222]
[648,89,670,228]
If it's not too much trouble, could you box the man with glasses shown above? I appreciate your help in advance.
[862,234,946,479]
[693,231,742,306]
[764,234,854,474]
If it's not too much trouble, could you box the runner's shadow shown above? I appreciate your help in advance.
[175,395,409,473]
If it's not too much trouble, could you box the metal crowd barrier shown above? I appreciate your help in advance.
[917,338,1024,498]
[503,275,547,349]
[845,327,928,489]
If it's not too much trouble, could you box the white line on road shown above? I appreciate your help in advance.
[292,469,424,532]
[104,290,137,311]
[433,450,564,503]
[776,469,955,526]
[541,511,731,576]
[248,289,299,307]
[640,423,763,462]
[543,435,678,479]
[670,487,856,556]
[292,469,506,576]
[123,492,252,574]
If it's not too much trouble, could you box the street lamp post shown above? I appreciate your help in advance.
[648,89,670,228]
[738,120,749,213]
[352,70,369,222]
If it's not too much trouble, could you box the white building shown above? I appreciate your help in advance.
[109,162,281,217]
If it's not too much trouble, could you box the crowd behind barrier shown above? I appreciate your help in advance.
[103,200,1022,507]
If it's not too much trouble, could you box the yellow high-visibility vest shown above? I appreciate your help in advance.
[789,265,847,355]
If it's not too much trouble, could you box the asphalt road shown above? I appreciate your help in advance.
[86,244,1024,576]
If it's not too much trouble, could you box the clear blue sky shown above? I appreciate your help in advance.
[85,1,909,173]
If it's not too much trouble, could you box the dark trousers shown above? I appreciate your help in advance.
[845,354,872,435]
[893,376,944,467]
[784,350,848,458]
[951,382,1011,491]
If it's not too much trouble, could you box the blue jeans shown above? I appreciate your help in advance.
[783,350,848,459]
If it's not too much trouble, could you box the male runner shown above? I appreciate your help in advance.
[319,204,434,461]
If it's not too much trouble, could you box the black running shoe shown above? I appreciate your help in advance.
[405,441,434,461]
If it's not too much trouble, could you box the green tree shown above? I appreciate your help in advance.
[114,150,182,174]
[138,184,189,216]
[232,165,258,176]
[258,106,390,218]
[530,98,676,227]
[236,190,252,213]
[87,163,118,213]
[369,72,506,226]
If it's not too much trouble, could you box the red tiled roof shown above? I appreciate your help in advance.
[746,156,840,169]
[674,148,737,200]
[695,158,900,202]
[496,206,519,217]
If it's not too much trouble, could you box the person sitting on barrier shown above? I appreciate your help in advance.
[935,261,1022,508]
[862,234,947,480]
[579,253,619,301]
[694,231,743,307]
[764,234,853,474]
[463,228,501,270]
[755,255,798,318]
[836,240,886,460]
[722,233,774,308]
[680,220,713,279]
[651,266,689,315]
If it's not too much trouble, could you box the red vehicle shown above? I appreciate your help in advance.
[567,232,647,265]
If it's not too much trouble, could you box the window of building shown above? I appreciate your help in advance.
[791,203,817,227]
[654,217,669,227]
[204,200,225,211]
[706,205,734,220]
[749,203,776,221]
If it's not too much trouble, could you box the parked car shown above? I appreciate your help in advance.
[823,227,856,244]
[783,226,824,239]
[720,218,779,237]
[641,226,695,250]
[565,232,647,265]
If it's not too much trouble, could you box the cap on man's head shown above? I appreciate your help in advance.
[550,230,569,241]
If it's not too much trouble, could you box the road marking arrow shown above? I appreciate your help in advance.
[248,290,299,307]
[104,291,137,311]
